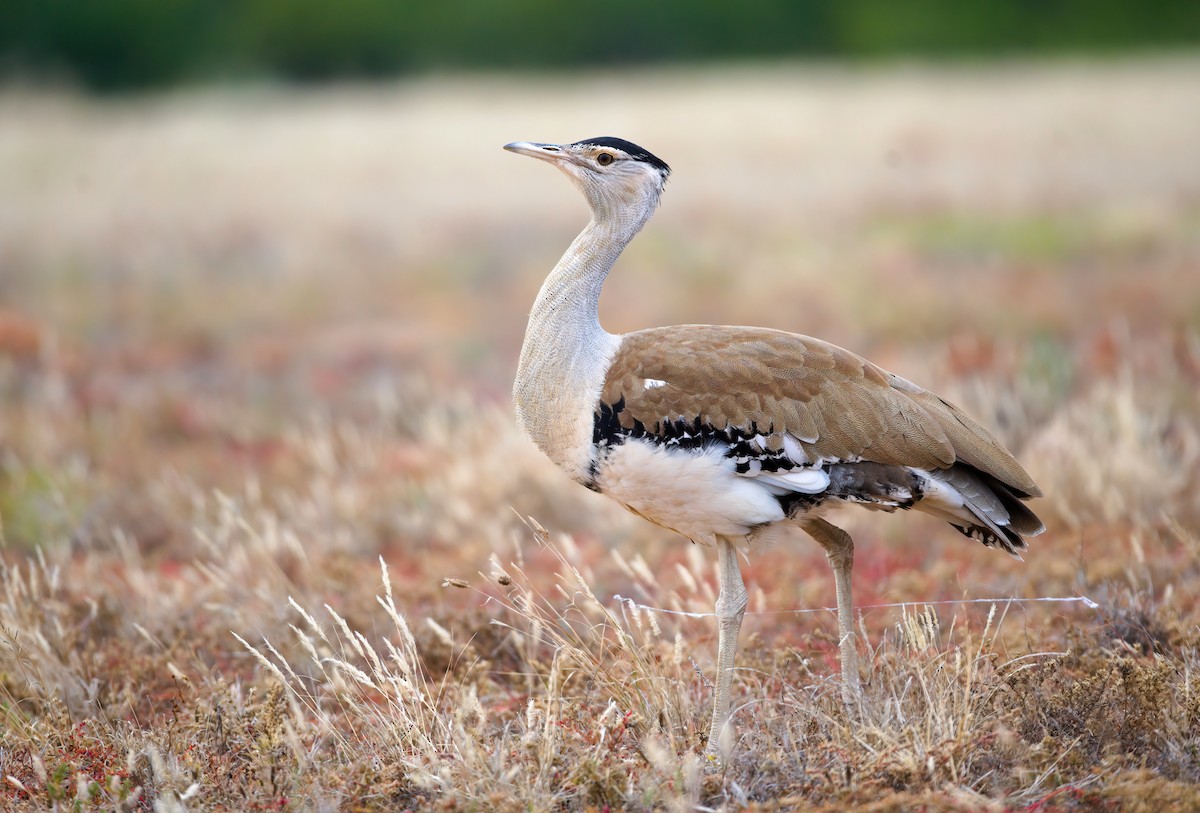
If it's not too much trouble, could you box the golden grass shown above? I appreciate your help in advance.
[2,59,1200,810]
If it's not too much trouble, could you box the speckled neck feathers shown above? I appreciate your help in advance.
[512,192,660,481]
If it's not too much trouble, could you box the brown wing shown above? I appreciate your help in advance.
[600,325,1041,498]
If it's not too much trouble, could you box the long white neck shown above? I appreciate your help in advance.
[513,196,657,481]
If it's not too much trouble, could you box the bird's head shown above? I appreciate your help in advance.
[504,136,670,218]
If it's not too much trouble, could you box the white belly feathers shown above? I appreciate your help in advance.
[592,439,787,545]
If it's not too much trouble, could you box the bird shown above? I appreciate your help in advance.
[504,136,1044,757]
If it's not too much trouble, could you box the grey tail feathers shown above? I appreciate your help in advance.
[933,464,1045,556]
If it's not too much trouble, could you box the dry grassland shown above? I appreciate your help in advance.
[1,58,1199,811]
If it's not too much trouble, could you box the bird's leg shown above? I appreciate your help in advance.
[802,518,862,705]
[704,537,748,757]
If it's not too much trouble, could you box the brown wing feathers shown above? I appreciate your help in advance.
[603,326,960,471]
[599,325,1044,546]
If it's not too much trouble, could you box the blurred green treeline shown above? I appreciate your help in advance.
[3,0,1199,92]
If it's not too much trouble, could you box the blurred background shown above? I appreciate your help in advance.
[2,8,1200,807]
[1,4,1198,556]
[3,1,1200,91]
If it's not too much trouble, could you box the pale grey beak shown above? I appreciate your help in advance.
[503,141,567,163]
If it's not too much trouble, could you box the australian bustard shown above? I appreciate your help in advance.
[505,136,1044,756]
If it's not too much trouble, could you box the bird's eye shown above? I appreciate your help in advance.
[596,153,615,166]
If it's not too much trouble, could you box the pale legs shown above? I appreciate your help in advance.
[704,523,860,757]
[802,517,862,704]
[704,537,749,756]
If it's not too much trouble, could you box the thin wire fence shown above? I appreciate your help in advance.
[612,593,1100,619]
